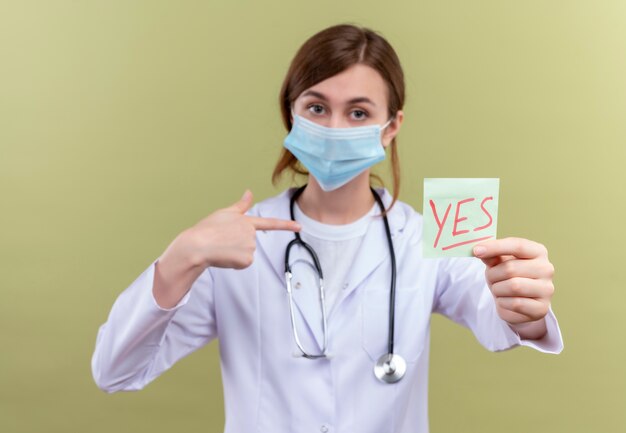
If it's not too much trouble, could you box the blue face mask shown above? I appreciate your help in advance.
[283,112,394,191]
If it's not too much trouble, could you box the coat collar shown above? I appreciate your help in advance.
[252,187,408,352]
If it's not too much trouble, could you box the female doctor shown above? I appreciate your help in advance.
[92,24,563,433]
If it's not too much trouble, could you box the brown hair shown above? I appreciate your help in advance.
[272,23,405,214]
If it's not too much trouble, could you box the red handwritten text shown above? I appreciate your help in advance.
[429,196,494,251]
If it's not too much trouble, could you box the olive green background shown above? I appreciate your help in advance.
[1,1,624,432]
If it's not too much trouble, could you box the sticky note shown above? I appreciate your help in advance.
[422,178,499,258]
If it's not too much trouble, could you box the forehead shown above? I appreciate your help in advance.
[298,64,388,106]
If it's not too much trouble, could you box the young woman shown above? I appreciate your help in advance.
[92,24,563,433]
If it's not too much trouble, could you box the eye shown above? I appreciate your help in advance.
[307,104,326,116]
[350,109,368,120]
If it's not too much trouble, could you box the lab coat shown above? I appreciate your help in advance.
[92,187,563,433]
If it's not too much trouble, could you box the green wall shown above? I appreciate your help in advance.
[1,1,624,432]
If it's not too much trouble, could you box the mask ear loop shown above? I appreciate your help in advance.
[288,107,295,128]
[290,107,299,125]
[381,115,395,130]
[380,115,396,147]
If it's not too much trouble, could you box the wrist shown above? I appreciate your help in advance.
[153,238,206,309]
[508,318,548,341]
[177,229,213,269]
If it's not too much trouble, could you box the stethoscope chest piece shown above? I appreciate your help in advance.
[374,353,406,384]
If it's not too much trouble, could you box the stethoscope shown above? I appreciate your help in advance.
[284,184,406,384]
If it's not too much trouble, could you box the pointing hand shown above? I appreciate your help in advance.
[181,190,301,269]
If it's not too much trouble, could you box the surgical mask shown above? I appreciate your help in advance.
[283,112,393,192]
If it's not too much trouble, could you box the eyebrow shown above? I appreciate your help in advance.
[300,90,377,107]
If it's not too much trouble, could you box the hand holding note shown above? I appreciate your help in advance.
[473,238,555,338]
[422,178,554,339]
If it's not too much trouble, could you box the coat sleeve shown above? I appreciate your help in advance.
[91,258,218,393]
[432,257,563,354]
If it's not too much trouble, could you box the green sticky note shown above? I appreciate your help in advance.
[422,178,500,258]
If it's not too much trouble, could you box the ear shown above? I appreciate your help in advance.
[382,110,404,148]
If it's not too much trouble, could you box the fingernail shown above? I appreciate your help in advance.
[473,246,486,257]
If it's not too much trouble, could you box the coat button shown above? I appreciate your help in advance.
[295,281,301,289]
[320,425,329,433]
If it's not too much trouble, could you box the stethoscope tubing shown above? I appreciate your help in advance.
[371,186,397,356]
[284,184,404,382]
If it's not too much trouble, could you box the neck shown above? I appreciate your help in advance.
[296,172,376,225]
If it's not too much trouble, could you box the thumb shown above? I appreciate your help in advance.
[229,189,254,214]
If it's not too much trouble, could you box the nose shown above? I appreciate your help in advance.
[328,114,350,129]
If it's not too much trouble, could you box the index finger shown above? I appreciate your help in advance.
[478,254,517,268]
[473,237,548,260]
[248,216,302,232]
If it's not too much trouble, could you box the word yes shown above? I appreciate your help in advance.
[428,196,494,251]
